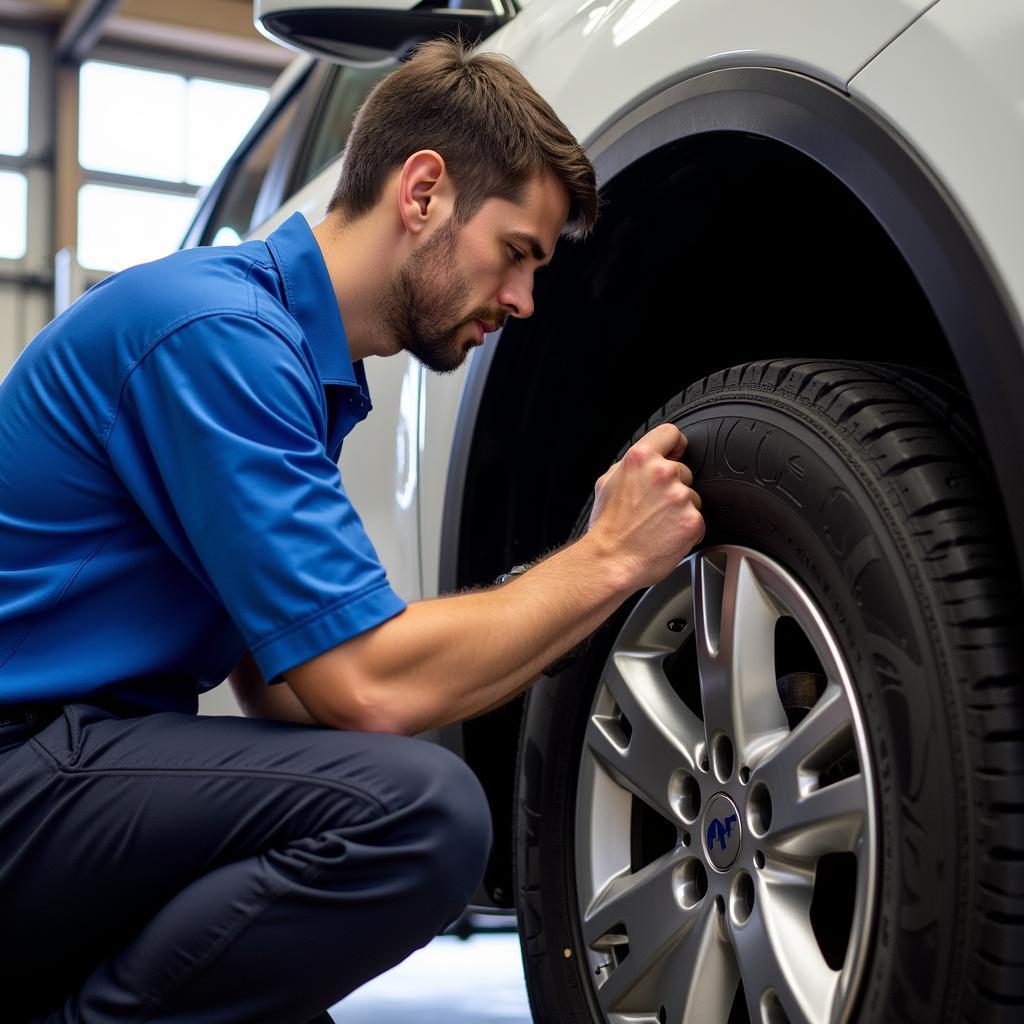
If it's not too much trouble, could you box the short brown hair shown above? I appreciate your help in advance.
[327,36,598,241]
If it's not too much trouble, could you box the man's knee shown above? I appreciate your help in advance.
[398,740,493,908]
[309,732,492,907]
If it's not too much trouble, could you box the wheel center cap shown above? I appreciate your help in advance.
[703,793,742,871]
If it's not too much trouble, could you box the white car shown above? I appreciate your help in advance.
[185,3,1024,1022]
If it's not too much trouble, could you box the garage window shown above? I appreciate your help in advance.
[77,59,269,271]
[77,184,198,275]
[0,44,29,157]
[0,171,28,260]
[0,44,30,262]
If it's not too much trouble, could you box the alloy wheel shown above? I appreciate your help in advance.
[575,545,878,1024]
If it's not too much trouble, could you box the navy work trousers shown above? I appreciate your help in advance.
[0,699,492,1024]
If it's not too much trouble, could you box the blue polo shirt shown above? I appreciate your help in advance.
[0,212,406,714]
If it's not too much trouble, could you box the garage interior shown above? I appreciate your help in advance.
[3,3,1022,1023]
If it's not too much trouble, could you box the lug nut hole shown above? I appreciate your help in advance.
[670,770,701,824]
[712,734,734,782]
[748,781,773,837]
[675,858,708,909]
[762,990,788,1024]
[730,870,755,924]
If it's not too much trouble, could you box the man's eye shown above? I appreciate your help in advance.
[508,246,525,264]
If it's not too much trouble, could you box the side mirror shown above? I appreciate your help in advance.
[255,0,516,67]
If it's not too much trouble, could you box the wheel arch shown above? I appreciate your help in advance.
[442,67,1024,908]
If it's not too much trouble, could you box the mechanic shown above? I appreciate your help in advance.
[0,38,704,1024]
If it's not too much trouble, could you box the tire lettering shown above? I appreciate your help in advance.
[754,430,785,487]
[752,432,806,510]
[723,419,751,475]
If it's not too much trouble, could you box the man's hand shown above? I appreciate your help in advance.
[588,424,704,590]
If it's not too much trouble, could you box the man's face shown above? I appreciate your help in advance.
[381,171,570,374]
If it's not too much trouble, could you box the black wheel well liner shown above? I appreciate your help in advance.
[441,68,1024,907]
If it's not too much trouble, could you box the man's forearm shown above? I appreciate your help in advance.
[286,424,704,736]
[287,532,636,735]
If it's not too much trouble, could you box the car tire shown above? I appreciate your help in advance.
[514,360,1023,1024]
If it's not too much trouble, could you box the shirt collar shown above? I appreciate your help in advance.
[265,212,370,408]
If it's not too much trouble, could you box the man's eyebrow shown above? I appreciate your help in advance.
[508,230,550,265]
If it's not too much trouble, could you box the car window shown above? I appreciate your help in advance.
[199,84,305,247]
[288,63,393,193]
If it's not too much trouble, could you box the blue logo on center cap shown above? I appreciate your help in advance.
[706,813,739,851]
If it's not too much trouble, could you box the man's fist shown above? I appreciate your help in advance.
[587,424,705,590]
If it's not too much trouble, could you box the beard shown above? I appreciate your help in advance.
[379,217,501,374]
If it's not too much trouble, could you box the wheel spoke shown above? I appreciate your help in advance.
[728,555,791,762]
[693,552,788,765]
[692,553,732,743]
[757,682,849,780]
[585,650,702,821]
[767,773,866,859]
[660,905,739,1024]
[584,849,697,1013]
[733,871,839,1024]
[755,683,867,858]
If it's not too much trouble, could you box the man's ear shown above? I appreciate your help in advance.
[398,150,453,236]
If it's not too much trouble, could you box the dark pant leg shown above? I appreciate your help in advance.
[0,701,492,1024]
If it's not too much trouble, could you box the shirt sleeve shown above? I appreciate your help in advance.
[104,312,407,683]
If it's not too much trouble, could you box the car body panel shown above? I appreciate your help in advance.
[479,0,938,148]
[849,0,1024,345]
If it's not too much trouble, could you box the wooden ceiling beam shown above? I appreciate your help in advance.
[1,0,289,69]
[105,0,289,69]
[0,0,72,24]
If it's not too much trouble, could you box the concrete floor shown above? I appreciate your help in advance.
[327,932,533,1023]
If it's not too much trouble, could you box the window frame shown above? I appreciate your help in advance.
[281,59,395,200]
[180,56,322,250]
[250,60,332,230]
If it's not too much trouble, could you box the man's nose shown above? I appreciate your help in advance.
[497,279,535,320]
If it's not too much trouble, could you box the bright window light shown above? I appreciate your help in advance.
[80,61,187,181]
[78,184,198,272]
[0,45,30,156]
[210,226,243,247]
[0,171,28,260]
[80,60,268,186]
[187,78,268,187]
